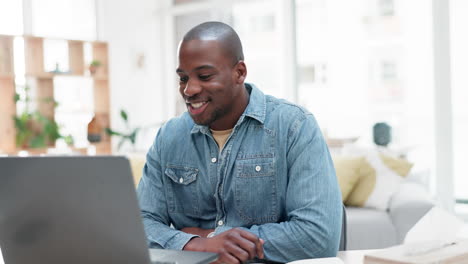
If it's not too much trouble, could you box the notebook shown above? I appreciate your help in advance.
[0,156,217,264]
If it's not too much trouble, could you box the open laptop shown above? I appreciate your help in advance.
[0,156,217,264]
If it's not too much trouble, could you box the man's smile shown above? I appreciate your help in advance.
[187,101,209,115]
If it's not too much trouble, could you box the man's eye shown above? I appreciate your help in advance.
[179,76,188,83]
[199,75,211,80]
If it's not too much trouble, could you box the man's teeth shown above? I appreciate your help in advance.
[190,102,206,109]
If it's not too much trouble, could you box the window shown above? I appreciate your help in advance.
[31,0,96,40]
[295,0,435,177]
[378,0,395,17]
[0,0,23,35]
[451,0,468,215]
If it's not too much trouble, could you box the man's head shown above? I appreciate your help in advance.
[176,21,249,130]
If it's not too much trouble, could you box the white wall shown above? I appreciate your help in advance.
[96,0,168,152]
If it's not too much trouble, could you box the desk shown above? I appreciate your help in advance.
[0,249,372,264]
[338,250,374,264]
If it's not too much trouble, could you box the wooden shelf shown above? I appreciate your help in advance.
[0,34,112,155]
[68,40,85,75]
[0,77,16,153]
[0,36,14,76]
[0,74,14,79]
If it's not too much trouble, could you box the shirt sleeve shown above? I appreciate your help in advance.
[136,133,198,250]
[214,114,343,262]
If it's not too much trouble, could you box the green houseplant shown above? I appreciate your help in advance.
[89,59,101,75]
[105,109,140,151]
[13,85,73,149]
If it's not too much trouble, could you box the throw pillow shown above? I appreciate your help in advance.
[333,156,366,202]
[380,154,413,177]
[129,155,146,186]
[344,158,376,207]
[345,151,404,210]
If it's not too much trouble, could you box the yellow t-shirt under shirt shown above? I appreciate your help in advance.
[210,128,233,151]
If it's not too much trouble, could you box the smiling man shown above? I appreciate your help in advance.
[137,21,342,264]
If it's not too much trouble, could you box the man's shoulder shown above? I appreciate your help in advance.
[264,94,313,122]
[158,112,194,139]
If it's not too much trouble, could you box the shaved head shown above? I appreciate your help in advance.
[182,21,244,65]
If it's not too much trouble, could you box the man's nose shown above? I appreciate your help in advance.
[183,79,202,97]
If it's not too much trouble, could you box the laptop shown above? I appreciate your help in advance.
[0,156,217,264]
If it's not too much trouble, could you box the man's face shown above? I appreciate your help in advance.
[176,39,243,130]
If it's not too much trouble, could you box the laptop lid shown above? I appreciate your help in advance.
[0,156,216,264]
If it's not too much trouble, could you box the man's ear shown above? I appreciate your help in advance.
[234,61,247,84]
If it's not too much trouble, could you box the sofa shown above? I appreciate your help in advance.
[345,181,434,250]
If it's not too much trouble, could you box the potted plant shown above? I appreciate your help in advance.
[13,85,73,150]
[89,60,101,75]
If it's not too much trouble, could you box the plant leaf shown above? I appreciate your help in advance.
[120,109,128,122]
[63,135,74,145]
[13,93,20,103]
[105,128,123,136]
[117,138,126,151]
[30,135,46,148]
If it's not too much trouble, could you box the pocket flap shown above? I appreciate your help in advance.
[238,159,275,177]
[165,166,198,185]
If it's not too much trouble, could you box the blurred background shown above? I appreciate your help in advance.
[0,0,466,217]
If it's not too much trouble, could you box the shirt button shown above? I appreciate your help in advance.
[255,165,262,172]
[179,178,184,183]
[217,220,224,226]
[211,157,217,163]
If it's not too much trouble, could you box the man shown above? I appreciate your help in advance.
[137,21,342,264]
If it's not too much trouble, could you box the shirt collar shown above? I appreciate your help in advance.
[190,83,266,134]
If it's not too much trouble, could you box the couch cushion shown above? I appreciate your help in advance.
[342,148,405,210]
[333,156,366,201]
[346,207,398,250]
[344,158,376,207]
[380,154,413,177]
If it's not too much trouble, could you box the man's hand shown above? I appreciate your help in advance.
[183,228,264,264]
[181,227,214,238]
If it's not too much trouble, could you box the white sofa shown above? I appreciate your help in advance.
[345,182,434,249]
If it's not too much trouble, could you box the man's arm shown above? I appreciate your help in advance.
[137,135,198,250]
[184,228,264,264]
[213,114,343,262]
[138,129,265,263]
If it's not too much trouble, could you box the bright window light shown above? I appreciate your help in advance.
[31,0,96,40]
[0,0,23,35]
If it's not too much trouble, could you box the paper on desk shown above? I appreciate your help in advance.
[404,206,467,244]
[288,257,344,264]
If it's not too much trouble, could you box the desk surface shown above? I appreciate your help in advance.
[0,248,372,264]
[338,250,374,264]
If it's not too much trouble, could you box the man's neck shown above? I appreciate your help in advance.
[209,84,250,130]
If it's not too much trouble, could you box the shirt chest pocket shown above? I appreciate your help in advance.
[234,157,278,225]
[165,166,200,216]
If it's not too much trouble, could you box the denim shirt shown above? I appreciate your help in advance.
[137,84,342,262]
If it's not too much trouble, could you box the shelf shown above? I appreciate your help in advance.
[92,75,108,81]
[0,35,14,76]
[24,37,45,76]
[0,74,14,79]
[91,141,112,155]
[0,34,111,154]
[68,40,85,75]
[0,78,16,154]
